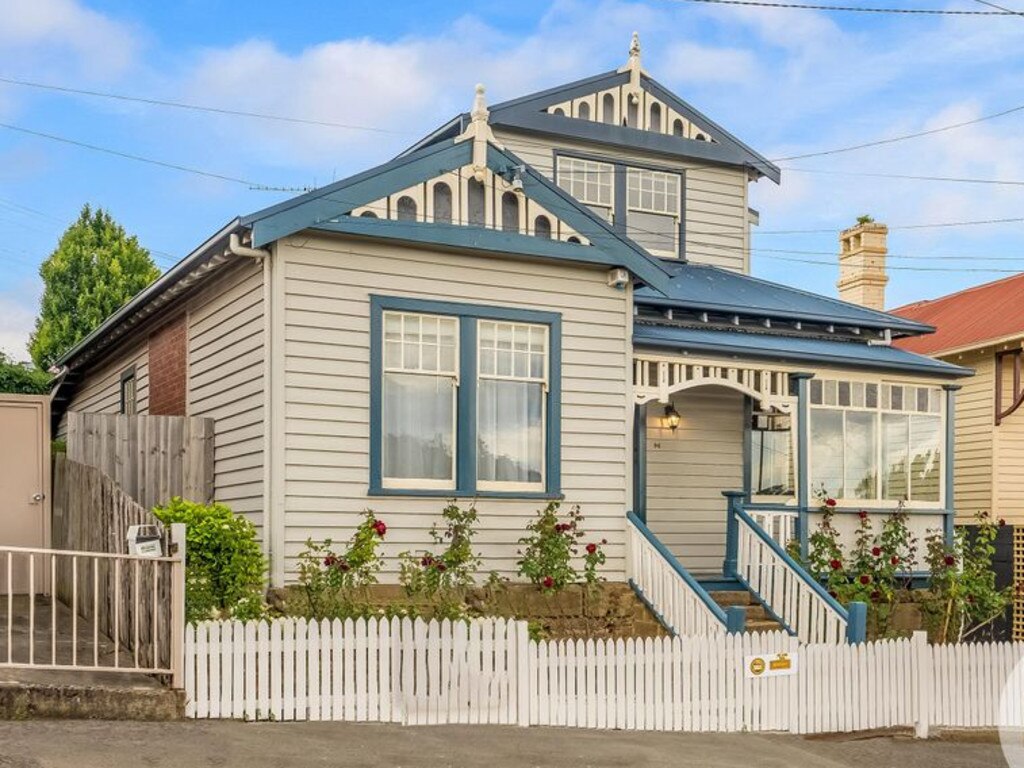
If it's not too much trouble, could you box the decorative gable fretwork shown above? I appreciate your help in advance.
[996,348,1024,426]
[544,34,716,143]
[634,355,793,412]
[347,165,590,245]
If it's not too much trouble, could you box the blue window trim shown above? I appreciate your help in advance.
[368,294,562,499]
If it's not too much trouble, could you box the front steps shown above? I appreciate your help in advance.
[709,590,785,634]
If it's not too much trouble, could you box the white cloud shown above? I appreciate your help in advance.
[0,0,140,78]
[0,286,39,362]
[661,42,758,85]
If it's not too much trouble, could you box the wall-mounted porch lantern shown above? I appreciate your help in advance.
[663,404,681,431]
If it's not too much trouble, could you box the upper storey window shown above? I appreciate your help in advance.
[556,157,613,222]
[626,168,681,258]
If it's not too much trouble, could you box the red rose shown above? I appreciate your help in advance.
[542,576,554,589]
[372,520,387,537]
[825,498,837,508]
[890,556,899,566]
[435,562,447,572]
[870,590,881,601]
[859,574,871,585]
[999,519,1007,527]
[421,556,433,567]
[871,547,881,557]
[586,543,597,555]
[944,555,956,567]
[323,555,337,567]
[830,559,842,570]
[858,510,869,521]
[338,560,350,572]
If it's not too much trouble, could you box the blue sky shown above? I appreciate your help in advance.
[1,0,1023,360]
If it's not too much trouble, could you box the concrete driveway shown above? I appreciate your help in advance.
[0,721,1008,768]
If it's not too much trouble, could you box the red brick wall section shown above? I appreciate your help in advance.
[148,314,187,416]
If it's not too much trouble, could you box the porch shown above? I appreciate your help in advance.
[630,353,959,582]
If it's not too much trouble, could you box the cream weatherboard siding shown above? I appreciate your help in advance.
[645,387,744,574]
[271,233,631,584]
[493,128,753,274]
[57,338,150,437]
[947,349,994,519]
[186,259,266,534]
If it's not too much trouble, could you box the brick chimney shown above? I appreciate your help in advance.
[837,219,888,311]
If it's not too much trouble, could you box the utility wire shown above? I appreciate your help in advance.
[973,0,1024,15]
[0,76,408,135]
[672,0,1014,13]
[779,166,1024,186]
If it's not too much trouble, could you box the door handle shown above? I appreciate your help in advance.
[31,493,44,503]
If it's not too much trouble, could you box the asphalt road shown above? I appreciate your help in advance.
[0,721,1009,768]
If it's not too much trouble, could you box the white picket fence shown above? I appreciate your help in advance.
[185,617,1024,737]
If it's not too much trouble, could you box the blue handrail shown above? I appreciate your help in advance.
[729,501,850,623]
[626,510,730,628]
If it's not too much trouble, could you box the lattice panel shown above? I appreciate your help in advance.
[1015,526,1024,642]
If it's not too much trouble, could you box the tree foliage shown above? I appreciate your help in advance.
[0,351,50,394]
[29,205,159,370]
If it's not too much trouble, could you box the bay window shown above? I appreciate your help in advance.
[370,296,561,497]
[809,378,943,504]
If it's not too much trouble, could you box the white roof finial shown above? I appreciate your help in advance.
[629,31,641,62]
[470,83,489,123]
[456,82,502,182]
[618,31,645,103]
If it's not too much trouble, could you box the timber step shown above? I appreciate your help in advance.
[707,590,785,634]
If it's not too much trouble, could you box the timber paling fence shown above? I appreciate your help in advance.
[185,617,1024,736]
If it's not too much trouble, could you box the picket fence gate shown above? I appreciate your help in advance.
[184,617,1024,737]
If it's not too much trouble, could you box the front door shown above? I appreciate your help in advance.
[0,396,49,593]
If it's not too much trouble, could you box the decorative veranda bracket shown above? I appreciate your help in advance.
[995,348,1024,426]
[633,356,794,412]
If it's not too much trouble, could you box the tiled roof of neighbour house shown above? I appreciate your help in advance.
[633,324,972,378]
[890,272,1024,356]
[634,262,935,336]
[398,69,780,183]
[241,137,676,293]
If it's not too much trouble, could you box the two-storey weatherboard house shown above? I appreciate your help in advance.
[49,37,969,640]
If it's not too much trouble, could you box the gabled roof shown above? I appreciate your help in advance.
[633,324,972,378]
[242,137,675,292]
[399,69,780,183]
[634,262,934,336]
[891,272,1024,356]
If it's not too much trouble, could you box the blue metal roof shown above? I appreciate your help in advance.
[635,262,934,335]
[633,324,972,378]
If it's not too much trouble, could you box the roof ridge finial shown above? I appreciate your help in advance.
[456,82,502,182]
[629,31,641,63]
[619,31,644,104]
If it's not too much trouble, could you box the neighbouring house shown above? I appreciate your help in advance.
[891,272,1024,524]
[48,35,970,625]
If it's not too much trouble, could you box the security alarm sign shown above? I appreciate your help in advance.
[745,652,797,679]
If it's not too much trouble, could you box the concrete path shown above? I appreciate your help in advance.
[0,721,1008,768]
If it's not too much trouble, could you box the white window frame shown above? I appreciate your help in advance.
[380,310,460,491]
[625,167,681,257]
[808,378,945,509]
[476,320,549,493]
[556,156,614,209]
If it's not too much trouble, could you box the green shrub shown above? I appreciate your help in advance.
[152,497,266,622]
[399,500,481,598]
[517,502,605,593]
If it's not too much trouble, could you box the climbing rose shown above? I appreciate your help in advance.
[825,498,837,507]
[372,520,387,537]
[337,560,350,572]
[944,555,956,567]
[542,576,554,589]
[858,510,869,521]
[830,559,842,570]
[871,547,881,557]
[435,562,447,572]
[890,556,899,566]
[323,555,337,567]
[586,543,598,555]
[859,574,871,585]
[870,590,881,601]
[999,518,1007,527]
[420,556,434,567]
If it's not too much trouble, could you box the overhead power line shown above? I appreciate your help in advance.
[780,166,1024,186]
[0,121,264,186]
[972,0,1024,16]
[673,0,1014,13]
[0,76,407,135]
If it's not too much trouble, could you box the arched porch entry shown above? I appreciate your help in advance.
[632,358,795,575]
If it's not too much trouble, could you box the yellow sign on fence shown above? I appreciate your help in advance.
[745,652,798,679]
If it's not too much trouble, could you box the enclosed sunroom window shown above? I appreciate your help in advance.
[381,311,459,489]
[809,378,943,504]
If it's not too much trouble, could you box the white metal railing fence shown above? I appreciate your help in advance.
[0,525,185,683]
[184,617,1024,738]
[625,512,730,636]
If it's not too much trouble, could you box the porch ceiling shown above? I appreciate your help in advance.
[633,324,973,378]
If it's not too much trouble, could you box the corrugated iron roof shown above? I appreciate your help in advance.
[633,324,972,378]
[635,262,934,335]
[891,272,1024,355]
